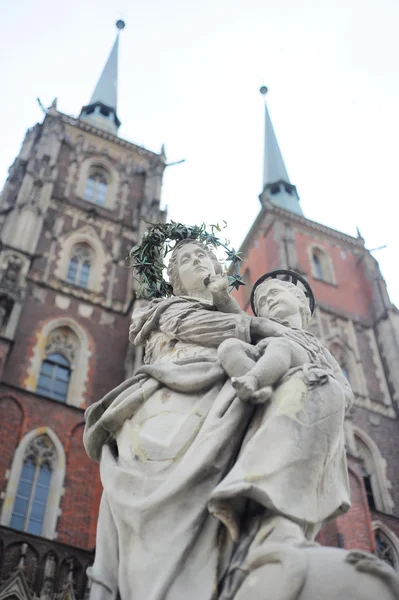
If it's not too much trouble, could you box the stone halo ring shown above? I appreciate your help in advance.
[250,269,316,316]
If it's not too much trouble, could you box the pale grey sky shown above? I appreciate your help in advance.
[1,0,399,305]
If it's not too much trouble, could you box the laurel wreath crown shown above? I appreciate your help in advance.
[128,221,245,298]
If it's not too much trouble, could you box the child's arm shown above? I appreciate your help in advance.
[204,274,242,314]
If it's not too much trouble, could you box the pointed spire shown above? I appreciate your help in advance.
[259,86,303,216]
[79,20,125,135]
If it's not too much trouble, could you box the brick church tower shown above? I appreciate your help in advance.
[233,87,399,569]
[0,22,165,599]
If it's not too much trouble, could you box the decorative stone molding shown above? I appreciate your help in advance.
[23,318,91,408]
[45,328,78,364]
[0,427,66,539]
[373,520,399,570]
[307,242,336,285]
[75,156,119,211]
[54,225,109,295]
[366,328,394,407]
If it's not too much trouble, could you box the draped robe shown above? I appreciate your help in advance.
[84,296,352,600]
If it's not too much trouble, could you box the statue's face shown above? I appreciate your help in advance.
[256,280,302,321]
[177,243,216,294]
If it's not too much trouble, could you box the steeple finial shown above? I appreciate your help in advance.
[259,86,303,216]
[79,21,126,135]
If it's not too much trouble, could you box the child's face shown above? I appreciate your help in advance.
[256,281,302,321]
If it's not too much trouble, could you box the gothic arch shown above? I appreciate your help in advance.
[54,226,108,294]
[328,337,366,396]
[307,243,336,285]
[372,520,399,570]
[76,156,119,210]
[23,318,92,408]
[353,426,394,514]
[0,428,65,539]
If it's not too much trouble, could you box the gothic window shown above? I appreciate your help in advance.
[361,464,377,511]
[36,327,78,404]
[66,244,93,288]
[354,429,394,514]
[9,435,56,536]
[375,530,399,570]
[310,247,335,284]
[37,353,71,402]
[312,251,323,280]
[84,166,109,206]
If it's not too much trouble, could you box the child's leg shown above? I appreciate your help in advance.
[217,338,257,379]
[233,339,292,401]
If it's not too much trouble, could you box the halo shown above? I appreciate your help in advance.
[250,269,315,316]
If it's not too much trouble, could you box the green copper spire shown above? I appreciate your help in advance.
[80,20,125,135]
[260,86,303,216]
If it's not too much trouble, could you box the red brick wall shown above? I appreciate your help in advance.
[57,423,99,548]
[2,283,129,406]
[0,396,24,493]
[335,466,375,552]
[295,232,373,320]
[0,387,99,551]
[234,226,280,310]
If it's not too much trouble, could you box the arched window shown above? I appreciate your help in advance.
[310,246,335,284]
[354,428,394,514]
[375,530,399,570]
[10,434,56,536]
[66,243,93,288]
[84,166,109,206]
[37,353,71,402]
[360,463,377,511]
[36,327,78,403]
[312,251,324,280]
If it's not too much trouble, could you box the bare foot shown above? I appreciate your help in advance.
[252,386,273,404]
[232,375,258,401]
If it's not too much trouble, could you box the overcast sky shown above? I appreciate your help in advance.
[1,0,399,306]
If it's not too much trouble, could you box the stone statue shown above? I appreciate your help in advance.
[83,239,399,600]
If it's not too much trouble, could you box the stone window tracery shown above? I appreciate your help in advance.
[375,530,399,570]
[84,166,109,206]
[36,327,78,403]
[66,243,93,288]
[354,428,394,514]
[1,428,65,539]
[10,435,56,536]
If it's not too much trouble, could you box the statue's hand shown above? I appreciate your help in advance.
[204,273,229,295]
